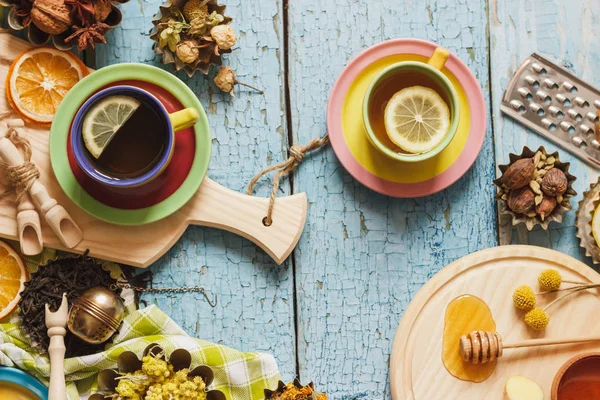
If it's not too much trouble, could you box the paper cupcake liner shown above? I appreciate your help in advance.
[149,0,233,77]
[0,0,129,50]
[575,178,600,264]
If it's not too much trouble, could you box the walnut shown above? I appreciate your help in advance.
[507,187,536,214]
[31,0,71,34]
[501,158,535,189]
[535,196,557,220]
[541,168,567,196]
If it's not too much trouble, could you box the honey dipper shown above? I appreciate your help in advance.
[460,331,600,364]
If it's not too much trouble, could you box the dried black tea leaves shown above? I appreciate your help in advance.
[18,253,122,357]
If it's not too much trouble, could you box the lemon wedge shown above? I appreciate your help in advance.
[384,86,450,154]
[82,95,141,158]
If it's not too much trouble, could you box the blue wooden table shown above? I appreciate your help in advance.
[92,0,600,398]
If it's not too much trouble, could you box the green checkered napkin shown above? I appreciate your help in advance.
[0,247,281,400]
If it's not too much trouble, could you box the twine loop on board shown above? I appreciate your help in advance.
[247,134,329,227]
[0,126,40,201]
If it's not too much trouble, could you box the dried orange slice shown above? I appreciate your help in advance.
[6,47,88,126]
[0,241,27,320]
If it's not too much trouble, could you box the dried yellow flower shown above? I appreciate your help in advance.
[538,269,562,291]
[183,0,209,22]
[265,381,328,400]
[213,66,263,95]
[210,24,237,51]
[214,66,236,95]
[513,285,536,310]
[176,39,200,64]
[525,308,550,330]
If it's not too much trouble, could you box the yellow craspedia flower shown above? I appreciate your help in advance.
[513,285,536,310]
[538,269,562,291]
[525,308,550,330]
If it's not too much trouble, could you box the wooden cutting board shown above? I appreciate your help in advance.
[0,34,307,267]
[390,245,600,400]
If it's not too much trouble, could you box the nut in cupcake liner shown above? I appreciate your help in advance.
[493,146,577,231]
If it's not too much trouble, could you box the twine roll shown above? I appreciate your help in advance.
[0,126,40,201]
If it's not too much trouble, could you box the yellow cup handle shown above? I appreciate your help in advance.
[427,47,450,71]
[169,107,199,132]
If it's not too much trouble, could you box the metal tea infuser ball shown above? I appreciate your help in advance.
[68,286,126,344]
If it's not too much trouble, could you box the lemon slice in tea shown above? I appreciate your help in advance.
[82,95,141,158]
[384,86,450,154]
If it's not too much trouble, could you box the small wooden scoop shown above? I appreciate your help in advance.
[0,125,82,249]
[1,120,43,255]
[460,330,600,364]
[45,294,68,400]
[17,194,43,255]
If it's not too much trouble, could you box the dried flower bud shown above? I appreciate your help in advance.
[538,269,562,291]
[214,66,236,95]
[214,66,263,96]
[525,308,549,330]
[176,39,200,64]
[513,285,536,310]
[210,24,237,51]
[183,0,209,22]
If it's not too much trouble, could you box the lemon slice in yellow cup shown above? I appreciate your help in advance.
[384,86,450,154]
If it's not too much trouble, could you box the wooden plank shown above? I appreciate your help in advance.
[287,0,496,397]
[94,0,297,378]
[490,0,600,262]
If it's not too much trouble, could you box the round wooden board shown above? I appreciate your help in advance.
[390,245,600,400]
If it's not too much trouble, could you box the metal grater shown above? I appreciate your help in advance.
[501,53,600,168]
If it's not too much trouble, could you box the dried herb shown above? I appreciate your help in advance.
[64,0,94,24]
[187,11,223,36]
[65,22,110,51]
[18,252,122,357]
[13,0,35,26]
[264,379,328,400]
[150,0,236,78]
[158,18,189,52]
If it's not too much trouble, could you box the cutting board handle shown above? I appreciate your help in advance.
[190,178,307,264]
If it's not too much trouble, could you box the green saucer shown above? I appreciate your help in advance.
[50,63,211,226]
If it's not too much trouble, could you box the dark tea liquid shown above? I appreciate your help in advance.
[367,71,451,153]
[85,101,167,179]
[557,355,600,400]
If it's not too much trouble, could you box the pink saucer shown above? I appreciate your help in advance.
[67,80,196,209]
[327,39,487,198]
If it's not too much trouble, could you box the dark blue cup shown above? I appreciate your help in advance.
[71,85,198,188]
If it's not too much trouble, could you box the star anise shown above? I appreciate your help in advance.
[14,0,34,27]
[64,0,95,24]
[65,22,110,51]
